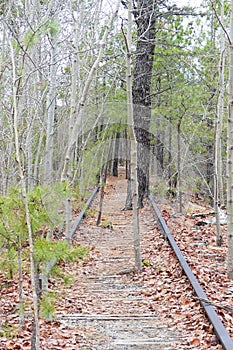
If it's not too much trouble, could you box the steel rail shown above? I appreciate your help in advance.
[40,185,99,290]
[149,193,233,350]
[70,185,99,240]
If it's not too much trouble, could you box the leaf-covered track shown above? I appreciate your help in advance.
[149,194,233,350]
[57,172,233,349]
[70,185,99,240]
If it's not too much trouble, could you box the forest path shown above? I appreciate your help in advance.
[57,168,183,349]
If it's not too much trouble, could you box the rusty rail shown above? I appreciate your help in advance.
[149,193,233,350]
[70,185,99,240]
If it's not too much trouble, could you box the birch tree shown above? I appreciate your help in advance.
[227,0,233,279]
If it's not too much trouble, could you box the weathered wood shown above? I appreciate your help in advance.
[58,313,158,320]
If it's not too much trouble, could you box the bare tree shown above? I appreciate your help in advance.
[61,1,121,184]
[214,0,225,246]
[125,0,141,270]
[60,1,121,244]
[43,36,58,184]
[10,41,40,350]
[227,0,233,279]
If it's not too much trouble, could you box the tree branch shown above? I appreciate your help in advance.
[197,297,233,313]
[209,0,232,45]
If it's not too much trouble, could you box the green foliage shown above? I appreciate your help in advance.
[150,6,222,196]
[0,247,18,279]
[0,187,26,240]
[11,17,60,56]
[151,180,167,197]
[66,244,89,262]
[42,19,60,37]
[0,182,72,278]
[0,321,17,339]
[11,38,21,54]
[34,237,89,266]
[28,186,50,234]
[40,292,56,321]
[34,238,69,264]
[142,259,151,267]
[0,182,70,237]
[35,182,70,228]
[37,241,88,320]
[23,29,37,49]
[50,264,74,285]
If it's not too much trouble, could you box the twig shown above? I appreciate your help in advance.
[189,211,215,218]
[197,297,233,313]
[209,0,232,46]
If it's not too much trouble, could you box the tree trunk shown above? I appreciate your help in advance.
[227,0,233,279]
[214,0,225,246]
[96,165,107,226]
[44,38,57,185]
[177,120,182,213]
[112,131,120,176]
[10,42,40,350]
[126,0,141,270]
[17,234,24,327]
[132,0,156,208]
[61,0,121,183]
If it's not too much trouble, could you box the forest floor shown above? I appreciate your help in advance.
[1,169,233,349]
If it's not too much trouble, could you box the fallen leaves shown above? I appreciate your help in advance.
[0,177,232,349]
[155,199,232,345]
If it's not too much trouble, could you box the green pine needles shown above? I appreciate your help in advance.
[0,182,89,322]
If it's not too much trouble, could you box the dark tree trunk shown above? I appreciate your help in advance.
[96,166,108,226]
[112,131,120,176]
[125,140,133,210]
[207,141,214,205]
[132,0,156,207]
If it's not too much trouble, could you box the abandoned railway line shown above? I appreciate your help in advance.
[54,171,233,350]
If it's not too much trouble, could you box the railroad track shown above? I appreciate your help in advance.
[58,173,233,350]
[149,194,233,350]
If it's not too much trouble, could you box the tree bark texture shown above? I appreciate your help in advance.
[112,131,120,176]
[132,0,156,207]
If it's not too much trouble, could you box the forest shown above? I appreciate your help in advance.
[1,0,233,348]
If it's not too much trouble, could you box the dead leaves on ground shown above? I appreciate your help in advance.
[1,188,233,349]
[140,201,232,349]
